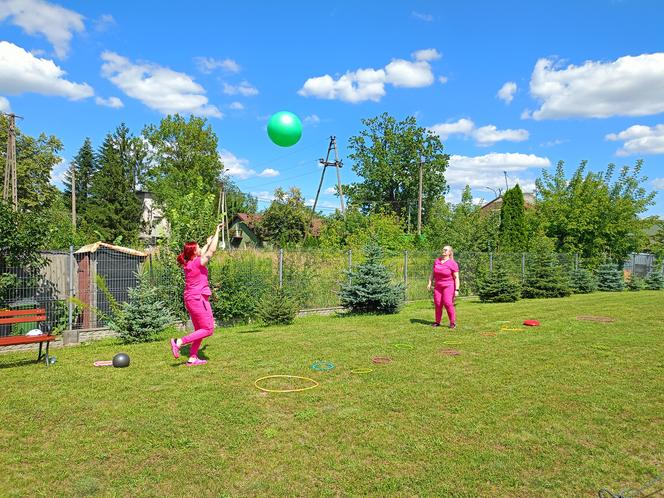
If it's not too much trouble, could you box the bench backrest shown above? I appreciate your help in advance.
[0,308,47,325]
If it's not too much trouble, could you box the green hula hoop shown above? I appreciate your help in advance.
[311,360,335,371]
[393,343,414,350]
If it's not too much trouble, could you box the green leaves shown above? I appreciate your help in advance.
[345,113,449,222]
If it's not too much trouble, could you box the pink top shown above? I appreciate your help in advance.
[183,256,211,300]
[432,258,459,286]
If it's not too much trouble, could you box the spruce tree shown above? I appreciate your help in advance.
[109,277,175,343]
[626,274,645,291]
[595,263,625,291]
[570,268,597,294]
[478,265,521,303]
[87,125,143,244]
[339,241,405,314]
[522,252,571,298]
[63,138,97,213]
[258,287,299,326]
[644,270,664,290]
[499,184,527,252]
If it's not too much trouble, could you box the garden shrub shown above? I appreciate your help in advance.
[522,252,571,298]
[570,268,597,294]
[478,265,521,303]
[595,263,625,291]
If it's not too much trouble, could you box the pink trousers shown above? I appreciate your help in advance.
[182,295,215,357]
[433,284,456,326]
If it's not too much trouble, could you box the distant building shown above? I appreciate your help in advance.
[228,213,323,249]
[480,192,536,214]
[136,191,170,246]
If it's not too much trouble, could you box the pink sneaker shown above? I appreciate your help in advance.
[186,358,207,366]
[170,338,180,359]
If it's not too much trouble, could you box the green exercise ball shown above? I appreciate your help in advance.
[267,111,302,147]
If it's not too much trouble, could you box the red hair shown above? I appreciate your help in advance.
[177,241,198,267]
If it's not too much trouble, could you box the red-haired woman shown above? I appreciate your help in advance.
[170,223,223,366]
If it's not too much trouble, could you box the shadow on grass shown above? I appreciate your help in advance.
[0,358,42,369]
[237,328,262,334]
[410,318,434,326]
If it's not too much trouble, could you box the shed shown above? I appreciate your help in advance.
[75,242,147,329]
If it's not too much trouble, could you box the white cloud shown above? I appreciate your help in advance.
[95,96,123,108]
[411,11,434,22]
[606,124,664,156]
[195,57,241,74]
[50,157,69,187]
[220,149,280,180]
[100,51,222,117]
[438,75,448,84]
[385,59,434,87]
[429,118,475,140]
[304,114,320,125]
[412,48,441,62]
[223,81,258,96]
[0,96,10,112]
[540,139,567,147]
[0,41,93,99]
[429,118,529,146]
[299,49,441,103]
[651,178,664,190]
[251,191,276,203]
[446,152,550,191]
[94,14,116,32]
[229,101,244,110]
[529,53,664,120]
[497,81,517,104]
[324,187,337,195]
[473,125,529,147]
[0,0,85,58]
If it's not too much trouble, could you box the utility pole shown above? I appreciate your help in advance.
[71,162,76,230]
[313,136,345,219]
[2,112,21,211]
[417,157,423,236]
[504,171,509,192]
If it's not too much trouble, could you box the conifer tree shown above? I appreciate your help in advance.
[63,137,97,214]
[478,265,521,303]
[644,269,664,290]
[86,124,143,244]
[522,252,571,298]
[340,240,405,314]
[570,268,597,294]
[595,263,625,291]
[499,184,527,252]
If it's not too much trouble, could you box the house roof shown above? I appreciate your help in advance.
[75,242,147,257]
[480,192,536,212]
[231,213,323,236]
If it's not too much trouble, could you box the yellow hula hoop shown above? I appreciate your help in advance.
[254,375,320,393]
[500,326,525,332]
[443,341,462,345]
[351,368,374,374]
[393,343,414,350]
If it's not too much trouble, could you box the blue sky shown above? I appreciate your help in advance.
[1,0,663,215]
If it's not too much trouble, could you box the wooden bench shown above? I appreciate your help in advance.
[0,308,55,366]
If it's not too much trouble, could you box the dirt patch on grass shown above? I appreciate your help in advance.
[439,348,461,356]
[576,315,616,323]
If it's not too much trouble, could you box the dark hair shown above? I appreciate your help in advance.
[177,241,198,267]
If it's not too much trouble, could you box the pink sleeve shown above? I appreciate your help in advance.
[451,260,459,272]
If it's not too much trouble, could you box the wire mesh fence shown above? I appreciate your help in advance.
[1,246,662,336]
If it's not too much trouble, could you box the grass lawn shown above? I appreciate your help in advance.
[1,292,663,497]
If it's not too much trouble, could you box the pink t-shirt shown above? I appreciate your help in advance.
[432,258,459,286]
[183,256,211,300]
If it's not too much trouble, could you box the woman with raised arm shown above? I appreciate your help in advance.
[427,245,460,329]
[170,223,224,366]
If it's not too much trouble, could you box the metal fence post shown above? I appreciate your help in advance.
[68,245,73,331]
[403,250,408,289]
[489,252,493,272]
[521,253,525,279]
[575,253,579,271]
[348,249,352,285]
[149,253,154,284]
[278,248,283,289]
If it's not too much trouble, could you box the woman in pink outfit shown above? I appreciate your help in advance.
[427,245,460,329]
[170,223,223,366]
